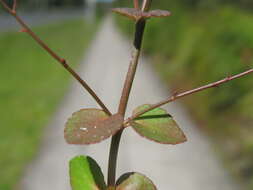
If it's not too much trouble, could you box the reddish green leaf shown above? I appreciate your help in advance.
[116,172,157,190]
[112,8,171,21]
[130,104,187,144]
[112,8,142,20]
[64,109,124,145]
[69,155,106,190]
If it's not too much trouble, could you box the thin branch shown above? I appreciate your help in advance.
[12,0,17,12]
[134,0,139,9]
[0,0,13,13]
[125,68,253,124]
[141,0,152,11]
[0,0,111,116]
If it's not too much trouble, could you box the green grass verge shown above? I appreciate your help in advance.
[115,1,253,189]
[0,19,98,190]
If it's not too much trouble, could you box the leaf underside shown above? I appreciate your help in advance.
[116,172,157,190]
[130,104,187,144]
[112,8,171,21]
[64,109,124,145]
[69,155,106,190]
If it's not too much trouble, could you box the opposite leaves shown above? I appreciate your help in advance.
[130,104,187,144]
[69,156,157,190]
[64,109,124,145]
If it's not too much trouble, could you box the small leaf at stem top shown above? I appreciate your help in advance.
[116,172,157,190]
[130,104,187,144]
[112,8,171,21]
[64,109,124,145]
[69,155,106,190]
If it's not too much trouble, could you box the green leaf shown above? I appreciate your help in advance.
[116,172,157,190]
[69,155,106,190]
[64,109,124,145]
[130,104,187,144]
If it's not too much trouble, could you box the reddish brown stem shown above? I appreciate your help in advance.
[107,19,146,187]
[12,0,17,12]
[0,0,12,12]
[107,1,152,187]
[118,21,145,116]
[141,0,152,11]
[0,0,111,116]
[134,0,139,9]
[125,68,253,123]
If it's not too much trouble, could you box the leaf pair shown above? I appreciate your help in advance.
[112,8,171,21]
[70,155,157,190]
[64,104,186,146]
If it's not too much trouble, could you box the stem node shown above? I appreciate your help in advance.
[107,1,152,186]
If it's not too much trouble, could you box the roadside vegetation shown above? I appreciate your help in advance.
[115,0,253,189]
[0,19,98,190]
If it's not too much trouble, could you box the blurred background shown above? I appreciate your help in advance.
[1,0,253,190]
[116,0,253,189]
[0,0,109,190]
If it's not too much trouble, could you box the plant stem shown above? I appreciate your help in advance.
[107,0,152,186]
[107,129,123,188]
[125,68,253,123]
[134,0,139,9]
[12,0,17,12]
[141,0,152,11]
[107,20,146,187]
[0,0,112,116]
[118,22,145,116]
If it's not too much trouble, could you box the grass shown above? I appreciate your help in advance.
[115,1,253,189]
[0,18,98,190]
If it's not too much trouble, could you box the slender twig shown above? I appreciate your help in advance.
[125,68,253,123]
[141,0,152,11]
[0,0,111,115]
[0,0,12,12]
[134,0,139,9]
[12,0,17,12]
[107,0,152,187]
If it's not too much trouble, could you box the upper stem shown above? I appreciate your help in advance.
[134,0,139,9]
[107,1,153,186]
[142,0,152,11]
[105,0,154,187]
[118,20,146,116]
[107,19,147,187]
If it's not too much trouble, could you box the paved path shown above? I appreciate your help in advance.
[20,17,239,190]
